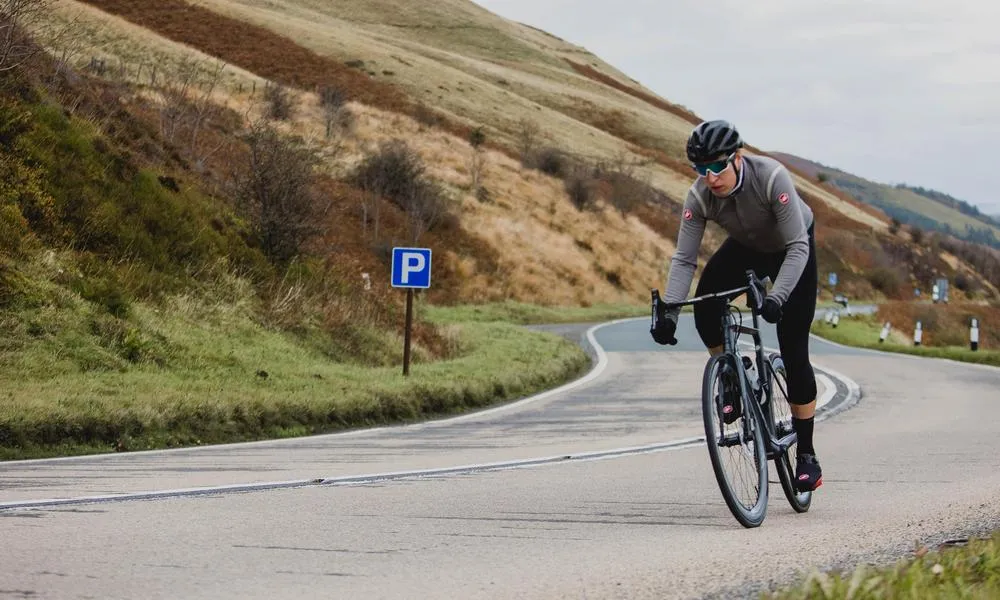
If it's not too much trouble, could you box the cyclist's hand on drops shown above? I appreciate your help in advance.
[761,296,783,324]
[651,309,678,345]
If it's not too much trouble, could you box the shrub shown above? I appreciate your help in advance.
[264,83,293,120]
[867,267,902,297]
[953,272,978,295]
[475,185,492,204]
[351,139,425,205]
[515,117,540,166]
[319,84,351,138]
[532,146,567,178]
[468,127,486,149]
[350,139,451,242]
[565,173,594,211]
[231,120,327,266]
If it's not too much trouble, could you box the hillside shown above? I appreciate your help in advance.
[772,152,1000,249]
[26,0,1000,308]
[1,0,997,458]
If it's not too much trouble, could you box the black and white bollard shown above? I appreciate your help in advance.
[971,318,980,352]
[831,311,840,328]
[824,310,834,324]
[879,321,891,343]
[913,321,922,346]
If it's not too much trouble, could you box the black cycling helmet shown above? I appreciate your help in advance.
[686,120,744,164]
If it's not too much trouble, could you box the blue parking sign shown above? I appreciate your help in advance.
[391,247,432,289]
[828,272,838,286]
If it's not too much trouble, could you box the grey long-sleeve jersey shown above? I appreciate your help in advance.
[663,154,814,307]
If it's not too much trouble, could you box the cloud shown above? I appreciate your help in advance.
[475,0,1000,211]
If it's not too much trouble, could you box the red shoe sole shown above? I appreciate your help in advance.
[795,477,821,493]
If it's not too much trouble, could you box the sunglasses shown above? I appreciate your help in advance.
[692,153,735,177]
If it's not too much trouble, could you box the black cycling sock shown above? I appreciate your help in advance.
[793,417,815,456]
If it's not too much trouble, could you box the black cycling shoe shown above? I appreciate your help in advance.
[795,453,823,492]
[717,365,742,425]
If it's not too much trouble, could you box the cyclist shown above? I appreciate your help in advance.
[650,119,822,492]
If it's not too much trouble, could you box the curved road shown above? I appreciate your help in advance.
[1,317,999,599]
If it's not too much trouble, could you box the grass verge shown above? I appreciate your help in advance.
[764,532,1000,599]
[422,300,647,325]
[0,298,598,461]
[811,314,1000,367]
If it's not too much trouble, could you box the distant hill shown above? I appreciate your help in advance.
[771,153,1000,249]
[896,184,1000,229]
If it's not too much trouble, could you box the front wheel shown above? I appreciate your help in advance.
[766,354,812,513]
[701,353,768,528]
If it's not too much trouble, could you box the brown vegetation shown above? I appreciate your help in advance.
[73,0,515,159]
[565,59,700,126]
[77,0,410,111]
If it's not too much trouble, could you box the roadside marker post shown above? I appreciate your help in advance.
[971,318,980,352]
[879,322,891,343]
[391,247,432,376]
[914,321,922,346]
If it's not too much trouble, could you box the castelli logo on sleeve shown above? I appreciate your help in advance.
[683,208,693,220]
[778,193,789,204]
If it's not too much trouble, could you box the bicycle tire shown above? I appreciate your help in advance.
[766,354,811,513]
[701,353,768,528]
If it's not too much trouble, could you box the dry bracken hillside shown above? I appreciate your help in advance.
[37,0,1000,306]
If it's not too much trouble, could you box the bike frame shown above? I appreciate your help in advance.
[660,270,797,460]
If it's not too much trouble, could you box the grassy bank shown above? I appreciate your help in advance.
[812,314,1000,367]
[0,298,657,460]
[765,532,1000,599]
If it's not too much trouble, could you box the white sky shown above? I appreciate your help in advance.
[475,0,1000,215]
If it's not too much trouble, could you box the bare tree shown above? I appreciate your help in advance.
[154,57,228,169]
[264,81,294,120]
[157,59,198,143]
[319,83,349,139]
[187,60,226,160]
[350,139,422,242]
[231,119,330,265]
[0,0,50,72]
[350,139,451,243]
[400,177,449,244]
[603,150,650,217]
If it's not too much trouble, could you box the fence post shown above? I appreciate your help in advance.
[913,321,922,346]
[879,322,891,343]
[971,318,979,352]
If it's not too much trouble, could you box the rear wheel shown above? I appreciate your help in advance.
[766,354,811,513]
[701,353,768,528]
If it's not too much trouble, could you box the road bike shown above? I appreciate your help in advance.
[652,270,811,528]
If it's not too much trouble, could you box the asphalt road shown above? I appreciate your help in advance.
[2,314,998,599]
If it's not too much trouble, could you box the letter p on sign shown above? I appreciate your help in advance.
[391,247,432,289]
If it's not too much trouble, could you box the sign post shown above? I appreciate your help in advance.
[391,247,432,376]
